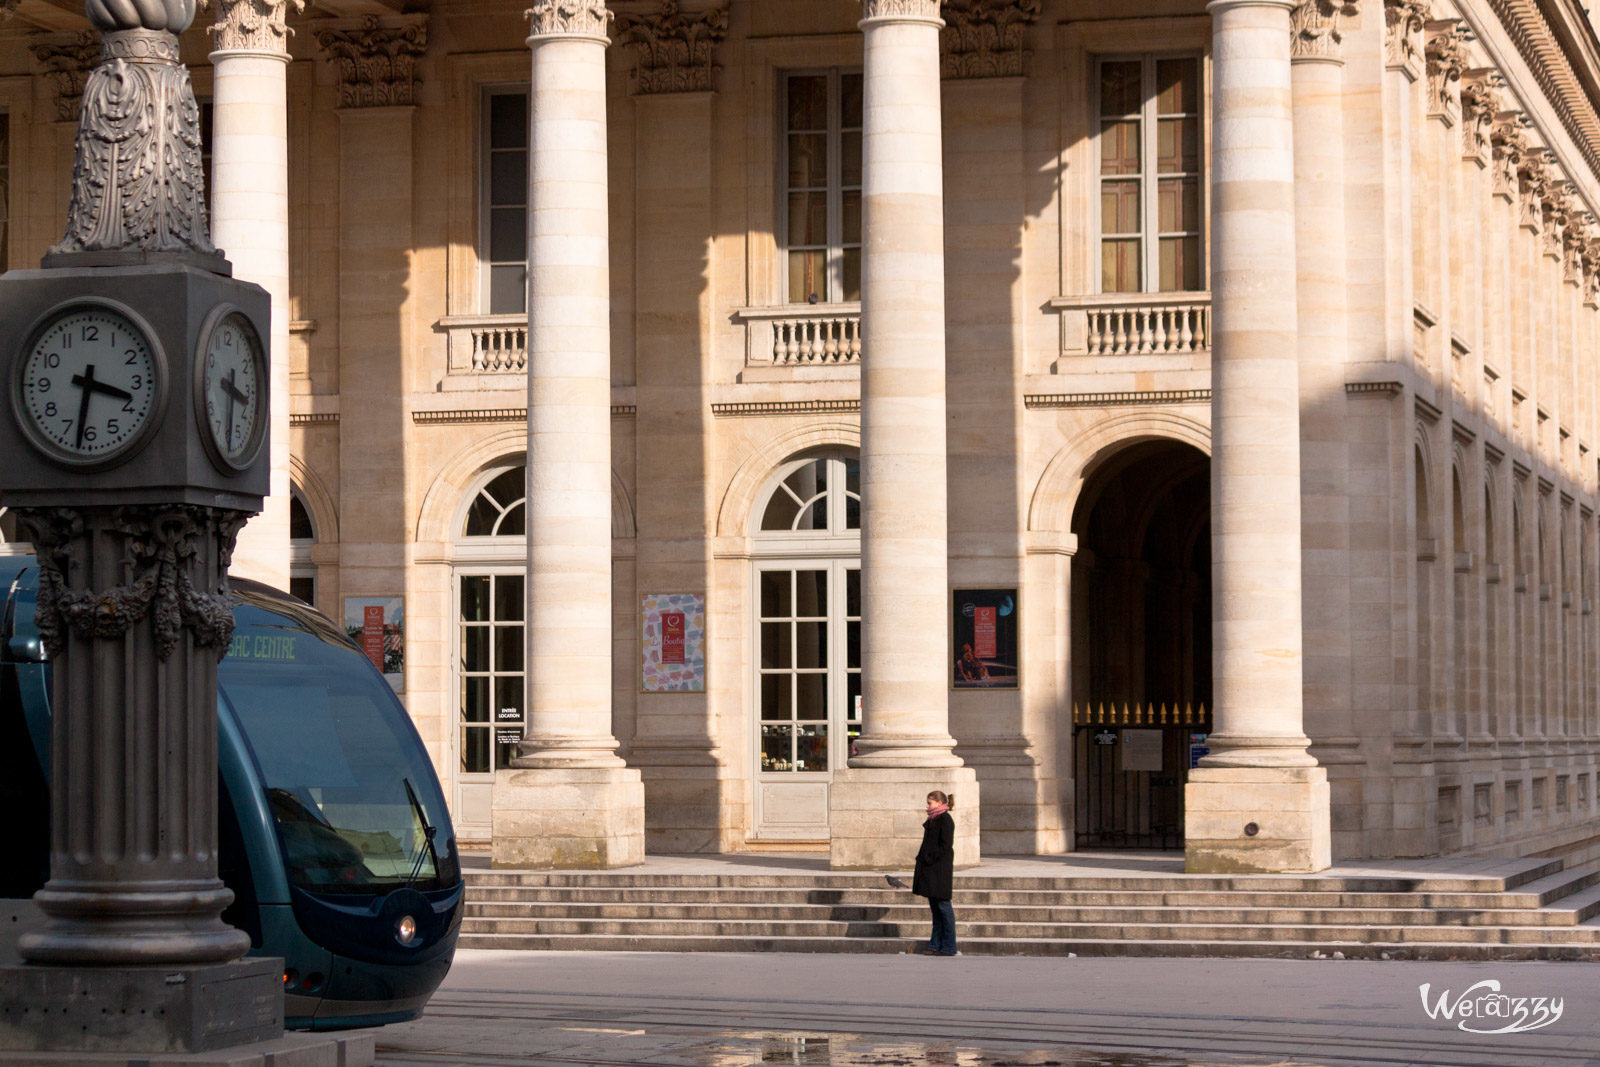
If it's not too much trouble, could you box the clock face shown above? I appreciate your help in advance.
[14,304,162,467]
[197,309,266,472]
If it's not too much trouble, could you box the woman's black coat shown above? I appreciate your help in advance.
[912,811,954,901]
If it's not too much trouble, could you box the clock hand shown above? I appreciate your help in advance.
[221,368,239,444]
[69,364,99,448]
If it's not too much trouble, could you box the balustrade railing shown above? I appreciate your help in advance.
[1072,701,1211,727]
[1050,293,1211,358]
[735,303,863,368]
[437,314,528,375]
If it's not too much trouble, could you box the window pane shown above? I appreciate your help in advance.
[761,723,794,771]
[847,671,861,725]
[788,133,827,188]
[461,575,490,620]
[841,73,863,127]
[465,493,499,536]
[794,622,827,668]
[1102,239,1140,293]
[847,568,860,616]
[290,495,314,540]
[795,498,827,531]
[1159,236,1201,292]
[489,207,526,263]
[1158,177,1199,232]
[842,131,862,187]
[495,735,520,771]
[461,676,489,722]
[787,75,827,131]
[762,485,801,529]
[760,570,791,618]
[848,619,860,670]
[490,265,526,315]
[495,501,525,536]
[842,190,861,245]
[461,726,490,773]
[1156,58,1198,115]
[1157,117,1199,174]
[795,570,827,616]
[489,92,528,149]
[842,249,861,303]
[1100,60,1142,116]
[1100,120,1140,176]
[494,676,522,722]
[490,150,527,206]
[796,673,827,720]
[289,575,315,605]
[494,625,524,672]
[495,575,524,621]
[1101,181,1140,234]
[785,460,826,499]
[788,191,827,246]
[485,467,522,505]
[760,623,792,668]
[462,626,489,672]
[761,673,792,718]
[795,724,828,772]
[789,249,824,304]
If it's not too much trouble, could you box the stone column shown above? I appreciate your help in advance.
[829,0,978,871]
[491,0,644,869]
[1186,0,1330,874]
[209,0,300,588]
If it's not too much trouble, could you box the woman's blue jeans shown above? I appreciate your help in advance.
[927,899,956,954]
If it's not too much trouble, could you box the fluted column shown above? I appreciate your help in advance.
[491,0,643,868]
[829,0,978,870]
[1186,0,1330,873]
[209,0,298,587]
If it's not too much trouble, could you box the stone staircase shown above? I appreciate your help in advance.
[459,857,1600,960]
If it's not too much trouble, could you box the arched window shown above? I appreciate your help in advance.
[463,466,526,537]
[289,488,316,605]
[758,455,859,534]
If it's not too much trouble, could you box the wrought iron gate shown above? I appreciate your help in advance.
[1074,702,1211,850]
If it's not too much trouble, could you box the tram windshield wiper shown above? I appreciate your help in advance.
[402,777,439,889]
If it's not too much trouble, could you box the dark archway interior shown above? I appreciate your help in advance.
[1069,439,1211,849]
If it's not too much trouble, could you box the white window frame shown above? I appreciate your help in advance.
[778,68,862,306]
[480,86,530,316]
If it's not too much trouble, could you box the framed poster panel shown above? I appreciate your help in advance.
[952,588,1018,689]
[344,595,405,692]
[641,592,706,692]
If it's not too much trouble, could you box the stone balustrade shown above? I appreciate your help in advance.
[438,314,529,374]
[735,303,863,367]
[1050,292,1211,358]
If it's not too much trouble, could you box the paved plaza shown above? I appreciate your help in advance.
[375,950,1600,1067]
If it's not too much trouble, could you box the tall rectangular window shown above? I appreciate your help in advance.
[1,112,9,275]
[781,70,862,304]
[1097,55,1202,293]
[482,89,529,315]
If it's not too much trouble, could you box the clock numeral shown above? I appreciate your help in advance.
[59,417,73,433]
[207,352,216,368]
[130,374,142,390]
[83,426,97,443]
[125,350,139,365]
[121,400,135,413]
[44,353,60,369]
[43,402,56,417]
[82,325,99,342]
[107,418,120,436]
[36,378,50,394]
[61,334,71,350]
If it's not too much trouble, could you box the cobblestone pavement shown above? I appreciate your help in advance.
[373,951,1600,1067]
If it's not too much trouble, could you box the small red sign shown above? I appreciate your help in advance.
[974,606,997,660]
[363,605,385,671]
[661,612,686,664]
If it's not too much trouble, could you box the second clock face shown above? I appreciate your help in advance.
[15,304,162,466]
[198,310,266,471]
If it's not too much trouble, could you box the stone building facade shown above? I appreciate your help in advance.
[2,0,1600,871]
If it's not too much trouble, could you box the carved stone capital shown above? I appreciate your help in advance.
[1583,238,1600,305]
[1290,1,1358,63]
[1517,149,1553,233]
[1459,68,1501,163]
[941,0,1039,79]
[30,33,101,123]
[210,0,304,54]
[1424,19,1468,125]
[614,1,727,94]
[17,506,248,662]
[860,0,943,27]
[1491,110,1528,202]
[1384,0,1427,76]
[315,15,427,108]
[526,1,612,41]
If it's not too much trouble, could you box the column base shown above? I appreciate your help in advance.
[828,766,980,870]
[491,766,645,869]
[1185,766,1331,873]
[0,957,282,1054]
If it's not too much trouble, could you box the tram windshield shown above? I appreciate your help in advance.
[221,599,460,896]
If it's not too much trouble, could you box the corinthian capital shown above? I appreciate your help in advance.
[315,15,427,108]
[1424,19,1468,124]
[1384,0,1427,76]
[860,0,943,26]
[210,0,304,54]
[614,1,728,94]
[526,1,612,40]
[941,0,1040,79]
[30,33,100,122]
[1459,68,1501,163]
[1291,1,1358,63]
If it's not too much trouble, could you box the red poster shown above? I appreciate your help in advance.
[363,605,385,671]
[974,606,997,660]
[661,612,686,664]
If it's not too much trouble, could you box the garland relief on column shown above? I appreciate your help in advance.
[941,0,1040,79]
[526,0,612,40]
[315,15,427,108]
[1290,1,1357,64]
[211,0,304,53]
[614,1,727,95]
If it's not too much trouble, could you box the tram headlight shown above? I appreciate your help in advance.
[395,914,418,946]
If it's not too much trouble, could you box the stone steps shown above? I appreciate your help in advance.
[458,858,1600,960]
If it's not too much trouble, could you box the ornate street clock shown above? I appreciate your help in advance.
[194,305,267,473]
[13,300,165,469]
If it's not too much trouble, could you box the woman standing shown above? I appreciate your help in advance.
[912,790,957,955]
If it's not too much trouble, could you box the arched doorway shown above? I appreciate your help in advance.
[1070,439,1211,849]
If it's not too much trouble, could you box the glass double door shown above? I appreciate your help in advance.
[455,571,525,838]
[752,560,859,840]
